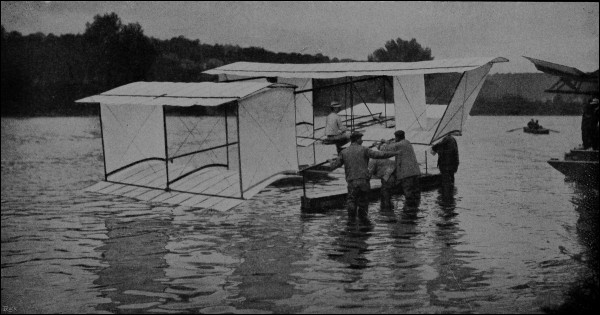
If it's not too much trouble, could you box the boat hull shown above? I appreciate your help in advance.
[524,127,549,134]
[548,149,599,186]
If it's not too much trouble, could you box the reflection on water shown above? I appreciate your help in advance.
[94,215,170,312]
[544,183,599,313]
[1,116,598,313]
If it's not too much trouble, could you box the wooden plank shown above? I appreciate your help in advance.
[150,191,177,203]
[201,173,239,195]
[133,168,167,187]
[170,168,222,191]
[108,163,150,182]
[122,166,163,186]
[180,195,210,207]
[160,192,196,205]
[189,171,237,194]
[135,189,164,201]
[122,187,151,199]
[110,184,140,196]
[216,183,243,199]
[85,181,112,193]
[98,183,126,194]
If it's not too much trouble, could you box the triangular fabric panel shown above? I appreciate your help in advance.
[432,63,492,143]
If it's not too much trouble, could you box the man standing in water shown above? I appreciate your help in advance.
[331,132,398,221]
[581,98,599,150]
[381,130,421,208]
[431,131,460,196]
[325,101,350,153]
[368,145,396,211]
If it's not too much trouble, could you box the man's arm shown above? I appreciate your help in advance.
[431,137,447,153]
[336,115,347,132]
[329,154,344,169]
[368,148,398,159]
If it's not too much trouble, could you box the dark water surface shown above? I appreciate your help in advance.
[1,116,597,313]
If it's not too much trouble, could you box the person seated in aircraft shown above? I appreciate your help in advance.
[325,101,350,153]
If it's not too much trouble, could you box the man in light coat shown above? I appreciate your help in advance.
[368,143,397,211]
[325,101,350,153]
[381,130,421,208]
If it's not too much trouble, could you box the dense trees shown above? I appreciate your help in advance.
[368,38,433,62]
[83,13,157,87]
[1,13,333,116]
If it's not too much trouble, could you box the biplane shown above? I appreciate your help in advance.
[524,56,599,96]
[524,56,599,186]
[79,57,508,211]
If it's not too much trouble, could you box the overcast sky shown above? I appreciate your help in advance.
[2,1,598,73]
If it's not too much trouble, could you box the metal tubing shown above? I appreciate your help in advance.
[236,102,244,199]
[98,104,108,181]
[163,106,170,191]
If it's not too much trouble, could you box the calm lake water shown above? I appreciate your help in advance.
[1,116,598,314]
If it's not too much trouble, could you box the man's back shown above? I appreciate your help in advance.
[369,158,396,182]
[382,139,421,179]
[432,135,459,173]
[325,112,344,136]
[339,143,371,181]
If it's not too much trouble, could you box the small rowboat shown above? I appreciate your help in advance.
[523,126,550,134]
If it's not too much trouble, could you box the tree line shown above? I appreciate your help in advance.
[1,13,585,117]
[1,13,336,116]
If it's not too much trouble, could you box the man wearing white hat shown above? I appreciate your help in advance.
[325,100,350,153]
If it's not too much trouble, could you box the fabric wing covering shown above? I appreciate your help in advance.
[278,78,315,166]
[431,62,493,143]
[237,88,298,193]
[393,74,428,144]
[101,104,167,182]
[77,81,299,197]
[205,57,508,146]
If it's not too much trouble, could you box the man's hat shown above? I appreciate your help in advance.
[330,101,341,108]
[350,131,363,141]
[394,130,405,138]
[590,98,599,105]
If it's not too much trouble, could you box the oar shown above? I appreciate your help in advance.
[548,129,560,133]
[506,127,522,132]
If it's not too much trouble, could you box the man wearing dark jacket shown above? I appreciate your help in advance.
[331,132,398,221]
[431,131,460,194]
[581,98,599,150]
